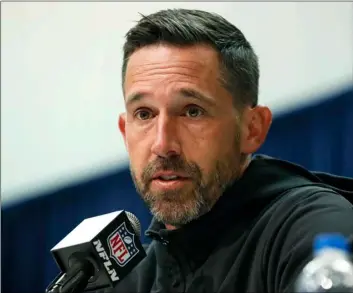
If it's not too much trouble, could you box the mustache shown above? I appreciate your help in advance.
[141,156,201,183]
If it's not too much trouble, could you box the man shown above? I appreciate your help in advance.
[117,8,353,293]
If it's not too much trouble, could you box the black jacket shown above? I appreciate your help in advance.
[114,155,353,293]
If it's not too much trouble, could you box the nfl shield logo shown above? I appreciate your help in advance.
[108,222,139,267]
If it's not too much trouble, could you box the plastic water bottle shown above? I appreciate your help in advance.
[295,233,353,292]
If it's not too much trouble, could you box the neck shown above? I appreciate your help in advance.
[165,224,178,230]
[240,155,251,175]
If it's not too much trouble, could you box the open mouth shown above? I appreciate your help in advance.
[151,174,191,189]
[155,175,188,181]
[150,170,192,190]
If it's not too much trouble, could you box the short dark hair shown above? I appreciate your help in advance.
[122,9,259,108]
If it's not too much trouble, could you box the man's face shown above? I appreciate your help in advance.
[120,44,245,227]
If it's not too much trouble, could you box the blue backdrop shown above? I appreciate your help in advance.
[2,86,353,293]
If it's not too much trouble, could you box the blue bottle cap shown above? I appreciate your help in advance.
[313,233,349,254]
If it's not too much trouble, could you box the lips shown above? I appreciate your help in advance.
[152,171,189,181]
[150,171,191,191]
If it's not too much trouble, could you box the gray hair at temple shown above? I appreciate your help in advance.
[121,8,259,109]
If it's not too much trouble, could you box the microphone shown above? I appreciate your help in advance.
[45,210,146,293]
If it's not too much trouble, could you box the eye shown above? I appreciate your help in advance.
[135,109,153,120]
[185,106,204,118]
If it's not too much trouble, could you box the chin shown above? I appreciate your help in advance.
[150,198,203,226]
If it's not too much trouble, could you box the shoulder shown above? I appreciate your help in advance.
[262,185,353,292]
[270,184,352,219]
[266,184,353,251]
[260,184,353,245]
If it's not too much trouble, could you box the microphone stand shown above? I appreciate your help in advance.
[46,259,95,293]
[46,272,67,293]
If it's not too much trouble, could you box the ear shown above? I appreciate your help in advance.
[240,105,272,154]
[118,113,127,147]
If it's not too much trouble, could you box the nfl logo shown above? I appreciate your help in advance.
[107,222,139,267]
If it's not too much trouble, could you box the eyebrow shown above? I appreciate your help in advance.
[178,88,216,106]
[126,88,215,107]
[125,92,146,106]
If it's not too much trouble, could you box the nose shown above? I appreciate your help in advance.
[151,114,181,158]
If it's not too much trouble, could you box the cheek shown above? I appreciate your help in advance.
[184,124,237,169]
[189,121,235,151]
[125,124,150,175]
[125,120,150,147]
[180,128,213,158]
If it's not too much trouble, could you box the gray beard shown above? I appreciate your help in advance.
[130,157,240,227]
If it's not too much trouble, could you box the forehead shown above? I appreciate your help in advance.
[126,43,220,68]
[124,44,222,92]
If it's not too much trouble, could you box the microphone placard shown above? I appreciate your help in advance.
[50,210,146,292]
